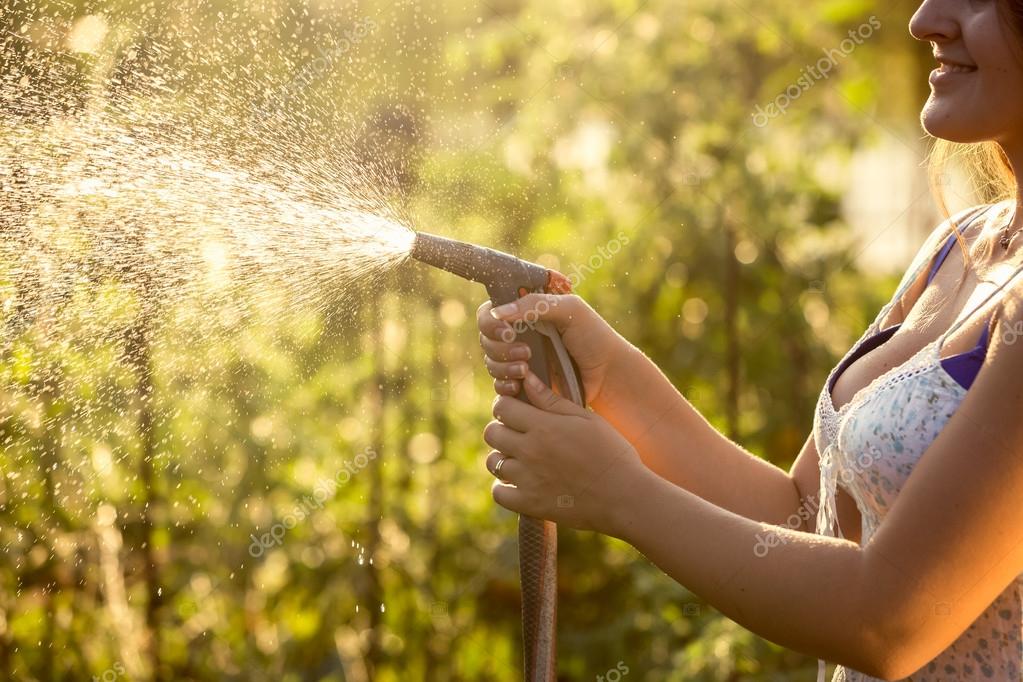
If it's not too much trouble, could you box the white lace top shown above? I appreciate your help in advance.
[812,204,1023,681]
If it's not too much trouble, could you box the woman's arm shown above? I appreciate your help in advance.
[626,204,997,536]
[608,467,883,674]
[597,342,812,528]
[483,295,807,527]
[487,305,1023,678]
[486,379,885,674]
[611,308,1023,678]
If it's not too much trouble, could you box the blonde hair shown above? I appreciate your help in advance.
[926,139,1018,271]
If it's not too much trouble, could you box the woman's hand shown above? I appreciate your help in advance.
[476,293,630,406]
[482,369,647,534]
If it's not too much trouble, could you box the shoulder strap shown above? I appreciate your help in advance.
[877,205,991,327]
[939,250,1023,349]
[871,205,990,335]
[925,231,960,287]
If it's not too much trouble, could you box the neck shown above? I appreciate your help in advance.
[998,140,1023,234]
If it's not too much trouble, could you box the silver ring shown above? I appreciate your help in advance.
[493,455,508,478]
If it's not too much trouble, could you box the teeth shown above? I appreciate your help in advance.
[940,63,976,74]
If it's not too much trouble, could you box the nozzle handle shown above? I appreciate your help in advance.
[487,288,584,408]
[510,303,584,682]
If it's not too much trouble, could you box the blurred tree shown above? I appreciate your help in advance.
[0,0,934,680]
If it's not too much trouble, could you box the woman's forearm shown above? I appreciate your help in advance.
[594,343,804,526]
[607,464,886,677]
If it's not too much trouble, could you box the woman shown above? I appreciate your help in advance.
[475,0,1023,679]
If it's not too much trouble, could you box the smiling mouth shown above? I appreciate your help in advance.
[938,63,978,74]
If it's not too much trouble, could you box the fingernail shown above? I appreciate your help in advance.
[512,363,527,378]
[526,372,544,390]
[498,380,517,392]
[491,302,518,319]
[510,345,531,361]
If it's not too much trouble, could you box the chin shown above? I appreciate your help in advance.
[920,101,988,144]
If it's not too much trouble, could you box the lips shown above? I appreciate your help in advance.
[928,52,978,87]
[933,52,978,73]
[937,62,977,74]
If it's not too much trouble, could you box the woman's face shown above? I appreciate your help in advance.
[910,0,1023,148]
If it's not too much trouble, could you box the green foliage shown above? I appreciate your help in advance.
[0,0,924,679]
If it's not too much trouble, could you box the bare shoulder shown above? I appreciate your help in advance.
[927,203,993,252]
[987,277,1023,369]
[886,204,993,321]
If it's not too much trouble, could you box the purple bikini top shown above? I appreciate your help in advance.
[831,221,990,393]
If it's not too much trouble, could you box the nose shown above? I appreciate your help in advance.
[909,0,959,43]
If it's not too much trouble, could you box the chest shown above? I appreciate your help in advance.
[828,277,993,412]
[815,361,967,533]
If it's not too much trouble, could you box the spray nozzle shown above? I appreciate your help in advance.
[410,231,567,305]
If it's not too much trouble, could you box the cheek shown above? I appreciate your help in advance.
[990,61,1023,107]
[972,18,1023,123]
[921,63,1023,142]
[977,62,1023,130]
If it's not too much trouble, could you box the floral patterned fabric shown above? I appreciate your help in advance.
[812,204,1023,681]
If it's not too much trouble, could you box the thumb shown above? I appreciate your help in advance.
[523,371,584,416]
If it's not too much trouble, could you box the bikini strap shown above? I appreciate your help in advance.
[938,258,1023,350]
[978,315,992,349]
[881,205,991,325]
[925,231,961,287]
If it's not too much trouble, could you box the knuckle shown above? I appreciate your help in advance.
[493,395,511,415]
[494,378,517,394]
[521,438,540,461]
[484,339,507,359]
[483,420,500,443]
[482,312,500,330]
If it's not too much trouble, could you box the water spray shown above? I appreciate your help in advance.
[410,231,586,682]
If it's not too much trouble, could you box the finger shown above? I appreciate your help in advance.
[489,293,585,333]
[492,394,545,432]
[479,332,531,363]
[483,419,527,454]
[493,378,520,396]
[523,371,586,417]
[484,356,529,381]
[484,450,522,484]
[492,479,527,514]
[477,300,516,342]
